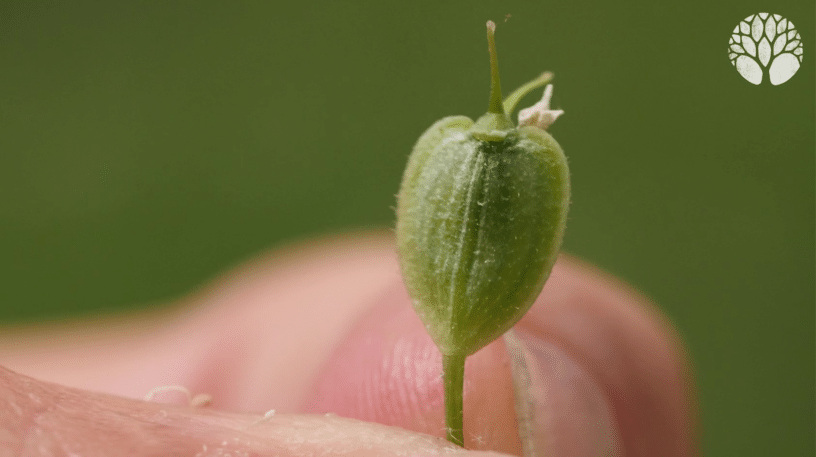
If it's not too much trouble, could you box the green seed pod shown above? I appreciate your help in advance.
[396,22,570,359]
[395,21,570,446]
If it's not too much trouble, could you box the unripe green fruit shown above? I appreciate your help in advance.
[395,21,570,447]
[396,120,569,357]
[396,23,571,359]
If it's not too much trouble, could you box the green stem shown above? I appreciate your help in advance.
[503,71,554,115]
[443,353,466,447]
[486,21,504,115]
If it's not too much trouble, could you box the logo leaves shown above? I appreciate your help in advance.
[729,12,803,85]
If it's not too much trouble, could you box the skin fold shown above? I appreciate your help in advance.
[0,231,697,457]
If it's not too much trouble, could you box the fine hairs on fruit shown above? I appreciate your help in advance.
[395,20,570,447]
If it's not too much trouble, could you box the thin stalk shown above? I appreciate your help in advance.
[503,71,554,115]
[443,353,466,447]
[486,21,504,115]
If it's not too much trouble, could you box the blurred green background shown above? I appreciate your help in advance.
[1,1,813,455]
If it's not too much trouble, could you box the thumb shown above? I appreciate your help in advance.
[0,365,508,457]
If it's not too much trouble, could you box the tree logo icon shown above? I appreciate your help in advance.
[728,13,803,85]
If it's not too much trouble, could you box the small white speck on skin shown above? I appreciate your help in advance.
[190,393,213,408]
[143,385,191,403]
[247,409,277,428]
[143,385,213,407]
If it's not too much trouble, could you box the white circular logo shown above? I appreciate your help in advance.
[728,13,802,85]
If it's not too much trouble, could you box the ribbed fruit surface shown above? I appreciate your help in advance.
[396,116,570,356]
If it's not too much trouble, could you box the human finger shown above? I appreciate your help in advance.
[0,364,511,457]
[307,255,698,457]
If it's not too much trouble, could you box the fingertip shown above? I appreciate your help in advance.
[305,283,523,455]
[307,253,698,457]
[519,254,698,457]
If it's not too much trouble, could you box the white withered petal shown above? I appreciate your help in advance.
[518,84,564,130]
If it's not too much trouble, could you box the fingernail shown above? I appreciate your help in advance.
[504,329,621,457]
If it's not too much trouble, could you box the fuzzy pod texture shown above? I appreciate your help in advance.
[396,113,570,357]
